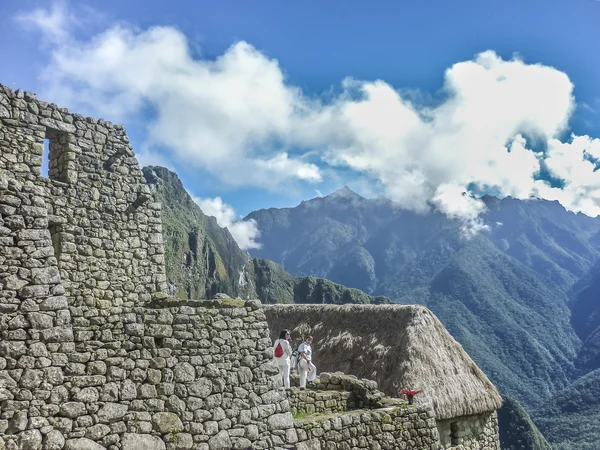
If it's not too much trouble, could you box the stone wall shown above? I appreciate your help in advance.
[289,390,352,416]
[0,178,75,449]
[0,288,300,449]
[437,413,499,449]
[0,85,166,309]
[0,84,299,449]
[287,372,389,415]
[293,405,441,450]
[62,299,297,450]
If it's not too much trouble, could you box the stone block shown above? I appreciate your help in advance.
[152,412,183,434]
[43,430,66,450]
[97,403,128,423]
[121,433,166,450]
[207,431,231,450]
[64,438,105,450]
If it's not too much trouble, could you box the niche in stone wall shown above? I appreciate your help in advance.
[44,127,76,184]
[49,224,61,259]
[450,422,459,446]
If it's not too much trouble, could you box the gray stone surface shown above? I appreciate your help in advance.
[64,438,106,450]
[44,430,66,450]
[121,433,166,450]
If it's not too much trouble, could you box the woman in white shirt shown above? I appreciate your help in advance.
[273,329,293,388]
[298,335,317,390]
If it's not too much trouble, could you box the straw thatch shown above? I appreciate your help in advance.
[264,304,502,420]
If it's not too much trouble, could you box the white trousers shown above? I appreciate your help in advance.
[298,360,316,388]
[278,363,290,388]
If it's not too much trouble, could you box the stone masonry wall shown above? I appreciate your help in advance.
[0,178,75,449]
[0,84,299,449]
[288,389,352,416]
[293,405,441,450]
[60,299,297,450]
[0,85,166,309]
[437,413,499,450]
[288,372,388,415]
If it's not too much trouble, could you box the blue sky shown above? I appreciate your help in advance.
[2,0,600,248]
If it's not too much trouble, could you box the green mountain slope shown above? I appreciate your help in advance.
[409,237,578,408]
[498,397,551,450]
[253,258,389,305]
[535,369,600,450]
[143,166,257,300]
[143,167,387,306]
[568,260,600,372]
[483,196,600,290]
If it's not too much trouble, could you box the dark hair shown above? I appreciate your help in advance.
[305,335,313,341]
[279,329,290,339]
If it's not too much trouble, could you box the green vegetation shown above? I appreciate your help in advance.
[292,411,315,420]
[569,260,600,372]
[534,369,600,450]
[498,397,551,450]
[253,258,389,305]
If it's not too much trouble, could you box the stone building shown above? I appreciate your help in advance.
[265,304,503,448]
[1,83,500,449]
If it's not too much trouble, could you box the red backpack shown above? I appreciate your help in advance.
[274,341,284,358]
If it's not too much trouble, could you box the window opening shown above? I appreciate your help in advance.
[43,128,74,183]
[41,138,50,178]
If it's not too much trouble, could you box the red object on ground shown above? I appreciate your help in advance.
[400,389,422,404]
[400,389,421,396]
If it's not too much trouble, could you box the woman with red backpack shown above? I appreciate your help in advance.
[273,329,293,388]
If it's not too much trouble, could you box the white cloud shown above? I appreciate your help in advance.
[191,196,261,250]
[33,23,322,190]
[532,135,600,217]
[15,1,74,44]
[136,148,174,171]
[19,2,600,230]
[324,52,574,226]
[15,1,102,45]
[431,184,489,237]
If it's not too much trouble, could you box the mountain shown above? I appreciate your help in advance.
[419,237,579,407]
[482,196,600,290]
[143,167,387,306]
[535,369,600,450]
[498,397,551,450]
[568,260,600,372]
[253,258,389,305]
[245,188,598,410]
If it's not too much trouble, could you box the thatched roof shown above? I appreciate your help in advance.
[264,304,502,420]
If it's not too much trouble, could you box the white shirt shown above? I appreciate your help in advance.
[298,341,312,361]
[273,339,292,364]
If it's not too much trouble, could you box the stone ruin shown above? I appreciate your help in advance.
[0,84,500,449]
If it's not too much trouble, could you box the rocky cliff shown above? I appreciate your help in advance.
[143,166,257,300]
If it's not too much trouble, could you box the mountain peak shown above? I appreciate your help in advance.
[326,186,364,200]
